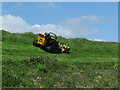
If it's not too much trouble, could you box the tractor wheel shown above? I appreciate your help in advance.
[33,40,39,47]
[45,46,62,53]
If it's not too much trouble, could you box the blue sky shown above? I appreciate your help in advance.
[1,2,118,42]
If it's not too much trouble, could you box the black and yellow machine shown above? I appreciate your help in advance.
[33,32,70,53]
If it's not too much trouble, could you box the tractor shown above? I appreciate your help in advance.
[33,32,70,53]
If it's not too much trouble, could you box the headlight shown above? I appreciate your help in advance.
[40,39,42,42]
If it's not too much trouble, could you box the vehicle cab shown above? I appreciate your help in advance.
[37,33,46,46]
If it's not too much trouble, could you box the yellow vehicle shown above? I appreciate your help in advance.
[33,32,70,53]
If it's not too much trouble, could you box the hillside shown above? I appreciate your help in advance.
[1,30,119,88]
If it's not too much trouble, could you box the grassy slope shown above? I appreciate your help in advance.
[2,30,119,88]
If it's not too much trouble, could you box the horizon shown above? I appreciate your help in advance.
[1,29,119,43]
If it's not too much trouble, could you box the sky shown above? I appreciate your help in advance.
[0,2,118,42]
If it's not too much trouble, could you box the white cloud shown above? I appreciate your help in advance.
[0,15,73,37]
[94,39,105,41]
[0,15,104,38]
[31,24,74,38]
[88,38,106,42]
[61,15,101,37]
[0,15,31,33]
[32,24,41,28]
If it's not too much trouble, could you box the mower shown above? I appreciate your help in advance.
[33,32,70,53]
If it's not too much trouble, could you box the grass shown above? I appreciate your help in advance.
[1,30,119,88]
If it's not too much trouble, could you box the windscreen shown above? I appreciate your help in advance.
[39,34,44,38]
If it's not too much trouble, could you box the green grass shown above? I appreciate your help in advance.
[1,30,119,88]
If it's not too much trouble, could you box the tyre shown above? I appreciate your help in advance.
[33,40,39,47]
[45,46,62,53]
